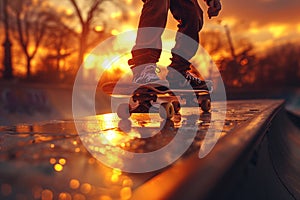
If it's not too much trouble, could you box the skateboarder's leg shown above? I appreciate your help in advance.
[130,0,169,64]
[169,0,203,72]
[166,0,208,90]
[129,0,170,85]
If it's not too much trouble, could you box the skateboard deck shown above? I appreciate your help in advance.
[101,82,212,119]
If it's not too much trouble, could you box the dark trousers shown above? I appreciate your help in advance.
[130,0,203,71]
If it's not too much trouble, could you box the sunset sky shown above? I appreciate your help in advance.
[50,0,300,54]
[216,0,300,49]
[1,0,299,77]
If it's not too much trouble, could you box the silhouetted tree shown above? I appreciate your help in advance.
[9,0,56,78]
[0,0,13,79]
[41,10,77,77]
[67,0,131,75]
[258,43,300,87]
[200,30,227,57]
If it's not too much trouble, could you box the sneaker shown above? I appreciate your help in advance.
[166,69,211,90]
[132,64,169,87]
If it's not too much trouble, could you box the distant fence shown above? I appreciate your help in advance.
[0,84,110,126]
[1,88,50,114]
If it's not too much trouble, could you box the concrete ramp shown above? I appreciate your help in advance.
[0,98,299,199]
[267,110,300,199]
[210,108,300,200]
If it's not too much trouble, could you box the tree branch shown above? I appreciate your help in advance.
[69,0,84,25]
[86,0,102,24]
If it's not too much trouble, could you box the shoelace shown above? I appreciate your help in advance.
[185,72,203,85]
[135,65,160,83]
[141,65,156,76]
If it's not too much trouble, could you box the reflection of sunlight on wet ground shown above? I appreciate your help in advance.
[0,119,137,199]
[0,100,279,199]
[78,105,224,172]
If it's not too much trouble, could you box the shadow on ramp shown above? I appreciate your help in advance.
[237,109,300,200]
[268,110,300,199]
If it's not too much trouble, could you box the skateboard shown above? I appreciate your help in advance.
[101,82,212,119]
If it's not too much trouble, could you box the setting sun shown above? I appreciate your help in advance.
[268,24,287,38]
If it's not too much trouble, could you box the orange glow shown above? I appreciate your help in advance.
[70,179,80,189]
[88,158,96,164]
[65,8,73,16]
[111,168,122,183]
[110,11,122,19]
[3,0,299,80]
[111,174,119,183]
[80,183,92,194]
[297,24,300,33]
[83,52,130,82]
[100,196,113,200]
[54,163,63,172]
[58,192,72,200]
[49,158,56,164]
[128,10,136,17]
[75,147,81,153]
[73,193,86,200]
[111,29,120,36]
[95,25,104,32]
[219,18,238,27]
[59,158,67,165]
[32,186,43,199]
[249,27,260,34]
[120,187,132,200]
[122,179,133,187]
[268,24,287,38]
[120,25,135,32]
[41,189,53,200]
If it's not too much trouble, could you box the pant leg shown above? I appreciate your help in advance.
[129,0,170,67]
[169,0,204,71]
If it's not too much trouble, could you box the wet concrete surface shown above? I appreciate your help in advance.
[0,100,284,200]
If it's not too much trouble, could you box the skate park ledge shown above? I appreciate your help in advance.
[0,83,299,200]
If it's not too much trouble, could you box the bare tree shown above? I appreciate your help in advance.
[68,0,107,71]
[0,0,13,79]
[68,0,131,71]
[201,30,227,57]
[42,10,77,74]
[259,43,300,87]
[9,0,55,78]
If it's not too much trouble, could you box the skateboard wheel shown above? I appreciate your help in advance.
[117,103,132,119]
[159,102,175,119]
[201,99,211,112]
[172,101,181,113]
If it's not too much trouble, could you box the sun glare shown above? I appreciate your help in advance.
[220,18,238,27]
[65,8,73,16]
[111,11,122,19]
[95,25,104,32]
[297,24,300,33]
[268,24,287,38]
[125,0,133,4]
[111,29,120,36]
[82,27,216,82]
[249,27,260,34]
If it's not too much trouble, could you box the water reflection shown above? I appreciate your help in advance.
[0,101,273,199]
[118,119,132,133]
[68,110,216,174]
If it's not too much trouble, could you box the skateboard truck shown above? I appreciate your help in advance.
[102,82,212,120]
[117,100,181,120]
